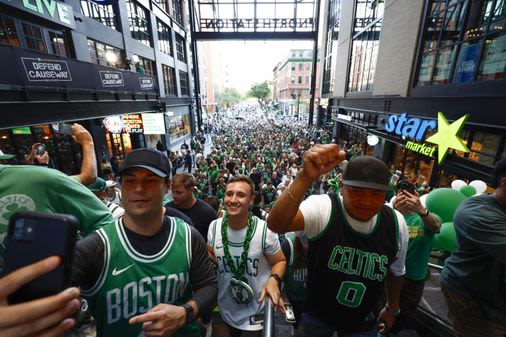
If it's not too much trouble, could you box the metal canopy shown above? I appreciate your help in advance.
[188,0,322,125]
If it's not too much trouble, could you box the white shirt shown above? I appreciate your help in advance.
[208,216,281,330]
[300,194,408,276]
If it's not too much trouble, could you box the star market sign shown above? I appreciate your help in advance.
[385,112,470,164]
[0,0,76,29]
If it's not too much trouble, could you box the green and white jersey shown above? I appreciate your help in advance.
[83,218,200,337]
[284,234,308,303]
[208,216,281,331]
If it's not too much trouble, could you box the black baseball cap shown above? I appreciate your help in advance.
[117,148,169,177]
[342,156,391,191]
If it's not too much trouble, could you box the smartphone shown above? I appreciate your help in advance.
[3,211,79,304]
[397,180,416,194]
[285,304,296,323]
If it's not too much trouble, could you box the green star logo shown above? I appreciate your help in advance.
[426,112,470,164]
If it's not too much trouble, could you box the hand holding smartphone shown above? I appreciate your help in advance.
[3,211,79,304]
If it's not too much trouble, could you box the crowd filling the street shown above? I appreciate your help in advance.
[0,113,505,337]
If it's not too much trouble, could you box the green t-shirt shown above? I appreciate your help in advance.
[0,165,114,267]
[403,213,437,280]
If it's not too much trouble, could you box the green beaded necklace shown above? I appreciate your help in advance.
[221,212,256,281]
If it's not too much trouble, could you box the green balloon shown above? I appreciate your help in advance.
[434,222,457,252]
[425,188,466,223]
[459,185,476,197]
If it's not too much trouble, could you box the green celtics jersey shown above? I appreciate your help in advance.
[284,235,308,303]
[404,213,437,280]
[82,218,200,337]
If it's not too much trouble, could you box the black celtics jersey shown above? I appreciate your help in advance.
[305,193,398,331]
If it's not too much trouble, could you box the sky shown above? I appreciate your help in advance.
[205,40,313,93]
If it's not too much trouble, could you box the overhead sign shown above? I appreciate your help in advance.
[139,77,155,91]
[337,113,352,121]
[21,57,72,82]
[142,113,165,134]
[100,71,124,87]
[0,0,76,29]
[385,112,437,141]
[122,114,144,133]
[200,18,314,31]
[12,127,32,135]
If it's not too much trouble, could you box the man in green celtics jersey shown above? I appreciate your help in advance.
[72,149,217,337]
[391,183,440,335]
[207,175,286,337]
[268,144,409,337]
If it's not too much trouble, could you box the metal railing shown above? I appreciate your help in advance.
[263,297,275,337]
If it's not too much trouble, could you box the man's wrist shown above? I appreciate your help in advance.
[418,207,429,217]
[385,304,401,316]
[181,303,195,324]
[269,273,282,286]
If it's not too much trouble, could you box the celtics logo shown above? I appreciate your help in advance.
[0,194,36,229]
[228,277,254,304]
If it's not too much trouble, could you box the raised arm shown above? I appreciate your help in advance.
[70,123,97,186]
[267,144,345,233]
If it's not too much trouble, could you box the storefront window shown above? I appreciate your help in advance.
[88,39,125,69]
[167,114,191,142]
[22,22,45,52]
[416,0,506,86]
[0,15,20,47]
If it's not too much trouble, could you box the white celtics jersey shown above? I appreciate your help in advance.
[208,216,281,331]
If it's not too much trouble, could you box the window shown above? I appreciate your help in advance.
[22,22,45,52]
[0,15,20,47]
[157,20,173,56]
[162,64,176,95]
[175,34,186,62]
[126,0,151,47]
[452,130,502,167]
[347,0,384,92]
[135,56,155,76]
[416,0,505,86]
[291,76,295,83]
[48,31,68,57]
[153,0,170,13]
[298,63,303,70]
[291,64,296,71]
[172,0,183,25]
[306,75,310,83]
[179,70,189,96]
[80,0,117,30]
[298,76,302,83]
[87,39,124,68]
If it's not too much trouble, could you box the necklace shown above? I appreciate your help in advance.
[221,212,256,304]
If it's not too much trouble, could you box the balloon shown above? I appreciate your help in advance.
[433,222,457,252]
[469,180,487,194]
[425,188,466,223]
[419,194,428,207]
[451,179,467,191]
[459,185,476,197]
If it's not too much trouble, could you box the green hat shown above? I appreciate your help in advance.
[87,177,107,192]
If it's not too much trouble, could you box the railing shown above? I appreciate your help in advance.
[263,297,275,337]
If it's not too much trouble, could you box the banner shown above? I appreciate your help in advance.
[142,113,166,134]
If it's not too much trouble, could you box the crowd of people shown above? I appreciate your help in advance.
[0,114,504,337]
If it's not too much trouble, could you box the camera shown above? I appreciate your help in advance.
[36,144,46,156]
[396,180,416,194]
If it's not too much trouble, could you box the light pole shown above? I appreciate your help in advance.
[291,93,300,121]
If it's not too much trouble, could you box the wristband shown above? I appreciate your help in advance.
[419,208,429,217]
[269,273,282,285]
[386,305,401,317]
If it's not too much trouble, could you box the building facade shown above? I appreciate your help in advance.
[0,0,196,172]
[272,49,320,120]
[319,0,505,187]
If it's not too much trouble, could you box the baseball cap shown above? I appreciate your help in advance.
[117,148,169,177]
[87,177,107,192]
[0,149,14,160]
[342,156,390,191]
